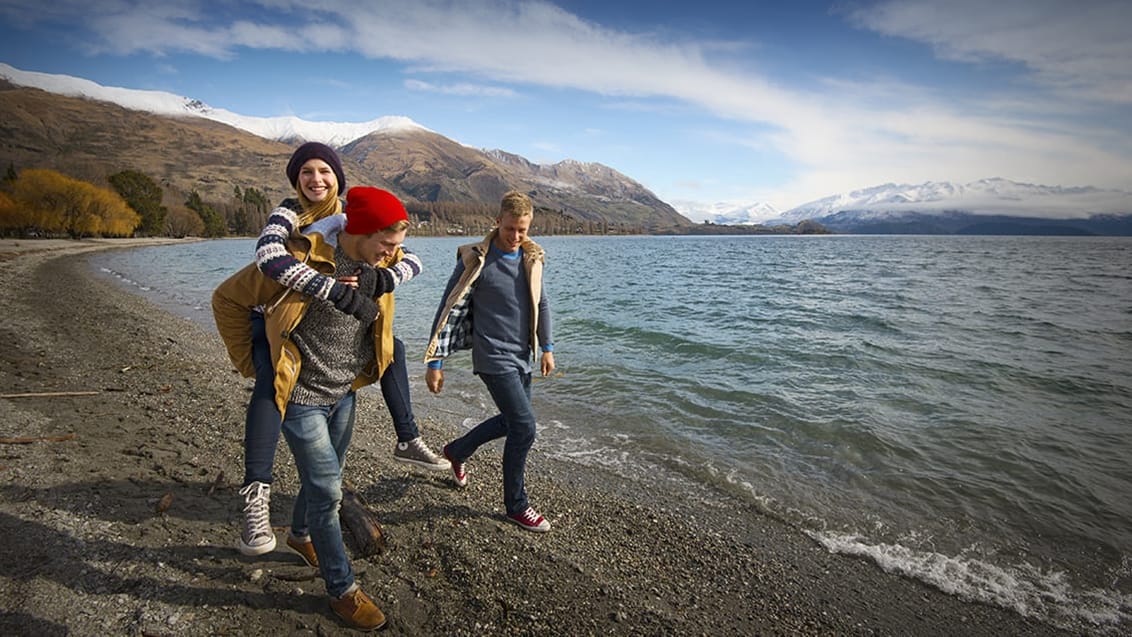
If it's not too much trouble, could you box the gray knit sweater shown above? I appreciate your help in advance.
[288,246,376,406]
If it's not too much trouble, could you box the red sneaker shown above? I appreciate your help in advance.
[507,507,551,532]
[442,444,467,488]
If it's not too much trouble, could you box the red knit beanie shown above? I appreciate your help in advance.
[285,142,346,191]
[345,187,408,235]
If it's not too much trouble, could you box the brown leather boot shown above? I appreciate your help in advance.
[329,586,386,631]
[286,534,318,567]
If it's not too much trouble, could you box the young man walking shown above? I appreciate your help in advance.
[424,190,556,532]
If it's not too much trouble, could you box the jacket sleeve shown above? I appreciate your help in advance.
[212,262,283,378]
[424,252,470,366]
[536,279,553,350]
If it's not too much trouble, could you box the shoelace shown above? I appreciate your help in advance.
[517,508,540,524]
[410,439,435,459]
[240,484,271,535]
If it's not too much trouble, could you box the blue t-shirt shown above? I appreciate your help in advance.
[471,244,532,375]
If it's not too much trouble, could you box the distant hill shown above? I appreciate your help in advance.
[5,61,1130,237]
[782,209,1132,236]
[0,79,298,202]
[768,179,1132,236]
[0,78,691,232]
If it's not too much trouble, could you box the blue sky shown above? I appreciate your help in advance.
[1,0,1129,217]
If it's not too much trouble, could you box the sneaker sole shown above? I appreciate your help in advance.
[442,447,468,487]
[238,534,277,556]
[393,456,452,471]
[507,518,551,533]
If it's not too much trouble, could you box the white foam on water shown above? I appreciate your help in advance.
[808,530,1131,635]
[97,266,143,288]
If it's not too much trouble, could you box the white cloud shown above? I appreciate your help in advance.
[3,0,1130,206]
[81,4,235,57]
[847,0,1132,104]
[404,79,516,98]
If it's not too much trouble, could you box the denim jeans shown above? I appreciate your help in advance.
[243,311,280,486]
[446,371,536,515]
[280,393,356,598]
[380,337,421,443]
[244,317,418,487]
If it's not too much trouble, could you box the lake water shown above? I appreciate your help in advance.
[91,234,1132,634]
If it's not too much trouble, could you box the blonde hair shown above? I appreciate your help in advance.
[500,190,534,219]
[296,181,342,227]
[385,219,411,233]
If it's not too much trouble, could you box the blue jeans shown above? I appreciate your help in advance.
[280,393,356,598]
[243,311,419,486]
[243,311,280,486]
[446,371,536,515]
[379,337,421,444]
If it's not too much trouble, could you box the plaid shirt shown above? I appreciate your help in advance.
[429,283,474,359]
[424,232,545,364]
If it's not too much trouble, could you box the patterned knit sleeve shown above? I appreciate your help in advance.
[254,200,338,300]
[388,247,423,288]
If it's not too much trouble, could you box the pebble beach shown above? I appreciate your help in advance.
[0,238,1075,636]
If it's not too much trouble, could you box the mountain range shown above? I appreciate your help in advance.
[0,63,689,231]
[671,200,783,226]
[2,62,1130,235]
[766,179,1132,235]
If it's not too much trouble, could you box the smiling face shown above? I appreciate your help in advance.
[297,159,337,202]
[356,227,408,266]
[493,212,531,253]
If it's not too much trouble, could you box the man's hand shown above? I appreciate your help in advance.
[426,368,444,394]
[330,284,378,324]
[355,266,378,298]
[337,267,394,298]
[540,351,555,377]
[373,268,395,297]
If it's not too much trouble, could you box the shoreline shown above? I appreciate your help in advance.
[0,239,1077,635]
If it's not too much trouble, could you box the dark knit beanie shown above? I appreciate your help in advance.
[345,186,408,235]
[285,142,346,191]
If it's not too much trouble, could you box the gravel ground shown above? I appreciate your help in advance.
[0,239,1077,636]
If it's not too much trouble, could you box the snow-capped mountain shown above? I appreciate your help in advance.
[1,62,690,229]
[0,62,426,146]
[5,61,1130,232]
[672,200,781,224]
[774,178,1131,222]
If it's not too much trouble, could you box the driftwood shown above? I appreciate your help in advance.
[0,433,76,444]
[0,391,99,399]
[339,486,386,558]
[207,471,226,496]
[155,492,174,514]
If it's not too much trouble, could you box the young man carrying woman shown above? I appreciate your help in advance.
[214,186,417,630]
[223,142,445,561]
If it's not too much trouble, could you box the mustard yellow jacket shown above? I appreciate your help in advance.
[212,215,400,417]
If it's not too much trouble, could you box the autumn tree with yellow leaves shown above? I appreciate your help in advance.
[2,168,141,238]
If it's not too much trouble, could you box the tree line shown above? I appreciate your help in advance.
[0,163,650,239]
[406,200,647,236]
[0,164,275,239]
